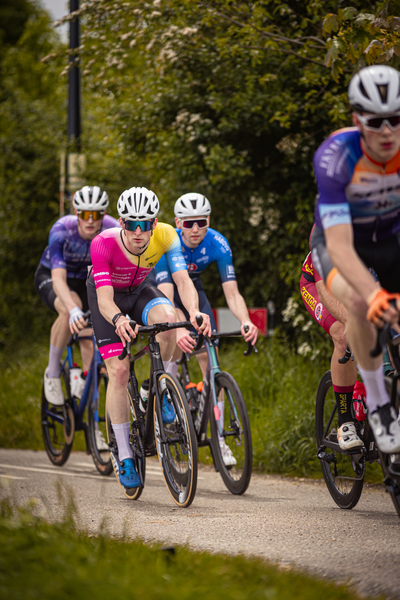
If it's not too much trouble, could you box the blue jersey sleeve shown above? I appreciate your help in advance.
[211,231,236,283]
[154,254,173,285]
[313,130,359,231]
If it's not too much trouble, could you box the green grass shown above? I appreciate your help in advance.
[0,494,379,600]
[0,336,383,482]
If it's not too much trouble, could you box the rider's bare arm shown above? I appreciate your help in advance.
[52,268,82,312]
[315,279,348,325]
[222,280,258,344]
[325,224,379,303]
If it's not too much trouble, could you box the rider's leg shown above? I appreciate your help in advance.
[330,273,400,453]
[329,320,358,426]
[104,355,133,461]
[147,302,178,364]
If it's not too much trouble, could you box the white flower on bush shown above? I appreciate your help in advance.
[292,313,305,328]
[282,296,299,322]
[297,342,312,356]
[301,320,312,332]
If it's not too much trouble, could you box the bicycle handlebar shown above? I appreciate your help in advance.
[117,319,192,360]
[190,322,257,356]
[338,347,353,364]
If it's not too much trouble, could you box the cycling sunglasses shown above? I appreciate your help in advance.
[181,218,208,229]
[122,219,154,232]
[77,210,105,220]
[357,113,400,132]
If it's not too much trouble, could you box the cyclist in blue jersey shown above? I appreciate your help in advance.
[154,193,258,466]
[311,65,400,455]
[35,186,119,407]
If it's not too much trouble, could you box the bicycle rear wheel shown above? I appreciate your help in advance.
[41,364,74,466]
[88,365,112,475]
[315,370,364,509]
[106,385,145,500]
[210,371,252,495]
[154,373,198,507]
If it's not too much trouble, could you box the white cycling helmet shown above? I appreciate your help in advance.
[117,186,160,220]
[73,186,109,212]
[174,193,211,218]
[348,65,400,114]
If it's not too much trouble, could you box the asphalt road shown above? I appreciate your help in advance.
[0,448,399,599]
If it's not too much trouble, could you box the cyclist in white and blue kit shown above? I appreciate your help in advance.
[154,193,258,466]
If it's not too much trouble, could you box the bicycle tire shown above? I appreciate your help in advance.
[88,366,113,475]
[315,370,364,509]
[154,373,198,508]
[106,385,145,500]
[41,363,74,466]
[209,371,252,495]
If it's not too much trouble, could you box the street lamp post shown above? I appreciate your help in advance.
[60,0,81,215]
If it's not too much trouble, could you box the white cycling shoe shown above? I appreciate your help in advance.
[369,404,400,454]
[219,440,237,467]
[337,422,364,451]
[44,369,64,406]
[95,430,109,451]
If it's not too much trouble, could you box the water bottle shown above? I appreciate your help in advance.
[353,381,367,422]
[70,364,82,398]
[139,379,149,413]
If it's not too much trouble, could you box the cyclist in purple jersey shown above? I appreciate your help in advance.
[311,65,400,454]
[35,186,119,407]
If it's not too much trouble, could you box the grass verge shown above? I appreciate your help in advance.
[0,335,383,482]
[0,493,380,600]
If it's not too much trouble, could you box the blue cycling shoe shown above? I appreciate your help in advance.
[162,391,175,424]
[118,458,141,489]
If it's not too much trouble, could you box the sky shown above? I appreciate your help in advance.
[39,0,69,41]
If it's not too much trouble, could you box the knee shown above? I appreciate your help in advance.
[108,363,129,388]
[329,321,347,354]
[346,289,368,320]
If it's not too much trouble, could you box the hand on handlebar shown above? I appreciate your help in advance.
[69,306,88,334]
[189,310,212,337]
[176,327,196,354]
[241,321,258,345]
[115,316,138,347]
[367,288,400,329]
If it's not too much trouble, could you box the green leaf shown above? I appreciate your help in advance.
[339,7,358,21]
[323,13,339,35]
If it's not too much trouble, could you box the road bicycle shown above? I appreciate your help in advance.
[176,326,254,495]
[316,324,400,518]
[41,312,111,475]
[106,320,198,508]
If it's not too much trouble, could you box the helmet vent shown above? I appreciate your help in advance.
[377,84,388,104]
[359,80,370,100]
[190,200,197,209]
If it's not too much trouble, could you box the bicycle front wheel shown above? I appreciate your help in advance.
[88,365,113,475]
[41,364,74,466]
[315,370,364,509]
[210,371,252,495]
[154,373,198,508]
[106,385,145,500]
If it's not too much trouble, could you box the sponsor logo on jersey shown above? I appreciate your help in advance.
[200,247,206,255]
[301,286,317,310]
[156,271,168,281]
[315,302,323,322]
[226,265,235,278]
[304,263,313,275]
[145,253,158,261]
[197,256,209,263]
[187,263,198,272]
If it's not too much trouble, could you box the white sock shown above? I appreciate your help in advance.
[47,345,64,378]
[358,364,390,413]
[166,361,179,378]
[112,422,133,461]
[163,359,171,372]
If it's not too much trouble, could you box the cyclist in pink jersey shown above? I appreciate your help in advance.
[87,186,211,489]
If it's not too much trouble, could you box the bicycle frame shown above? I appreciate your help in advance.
[45,333,104,449]
[126,333,167,456]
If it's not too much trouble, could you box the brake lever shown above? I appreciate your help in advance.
[370,323,391,358]
[117,319,136,360]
